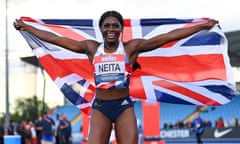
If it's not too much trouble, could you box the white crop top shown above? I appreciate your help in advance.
[92,42,132,89]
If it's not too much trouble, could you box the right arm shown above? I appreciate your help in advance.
[14,19,97,54]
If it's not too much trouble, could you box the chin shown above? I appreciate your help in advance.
[107,39,118,43]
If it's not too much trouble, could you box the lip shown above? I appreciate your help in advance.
[106,33,117,41]
[107,33,116,38]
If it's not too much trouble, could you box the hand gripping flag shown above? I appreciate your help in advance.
[17,17,237,114]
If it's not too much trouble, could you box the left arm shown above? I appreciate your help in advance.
[135,19,218,53]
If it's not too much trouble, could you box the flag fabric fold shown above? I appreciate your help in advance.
[18,17,237,114]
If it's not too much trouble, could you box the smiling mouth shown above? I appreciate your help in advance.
[107,33,116,39]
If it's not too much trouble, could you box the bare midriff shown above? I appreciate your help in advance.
[96,88,129,100]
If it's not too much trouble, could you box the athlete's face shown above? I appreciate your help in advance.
[100,16,122,43]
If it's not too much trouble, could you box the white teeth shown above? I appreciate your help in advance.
[107,33,115,38]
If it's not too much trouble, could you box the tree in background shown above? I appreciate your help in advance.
[7,96,50,123]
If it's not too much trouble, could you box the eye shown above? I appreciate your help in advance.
[103,23,110,28]
[102,23,121,29]
[112,23,120,29]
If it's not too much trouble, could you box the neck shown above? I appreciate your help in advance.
[104,41,119,53]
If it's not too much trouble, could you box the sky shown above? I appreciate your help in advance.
[0,0,240,113]
[7,0,240,31]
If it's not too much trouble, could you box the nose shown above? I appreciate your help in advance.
[108,25,114,31]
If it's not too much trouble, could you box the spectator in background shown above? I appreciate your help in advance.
[24,119,33,144]
[175,120,184,128]
[168,123,174,129]
[16,120,26,144]
[39,112,55,144]
[185,121,192,128]
[203,119,212,128]
[229,116,238,127]
[29,121,37,144]
[163,123,168,129]
[191,112,204,144]
[35,117,43,144]
[55,114,60,144]
[216,117,225,129]
[58,113,72,144]
[7,119,15,135]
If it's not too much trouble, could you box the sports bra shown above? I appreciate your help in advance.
[92,42,132,89]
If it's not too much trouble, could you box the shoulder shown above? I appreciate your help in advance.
[123,39,144,54]
[123,39,143,46]
[84,40,100,48]
[84,40,100,54]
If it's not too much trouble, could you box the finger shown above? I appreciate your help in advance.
[13,21,20,30]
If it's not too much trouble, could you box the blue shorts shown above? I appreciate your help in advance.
[42,134,53,142]
[92,96,134,122]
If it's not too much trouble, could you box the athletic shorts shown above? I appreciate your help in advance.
[92,96,134,122]
[42,134,53,142]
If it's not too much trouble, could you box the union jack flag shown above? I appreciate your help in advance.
[18,17,237,115]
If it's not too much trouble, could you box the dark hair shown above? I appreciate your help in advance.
[99,10,124,28]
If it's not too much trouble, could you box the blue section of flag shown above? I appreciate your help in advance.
[140,18,193,26]
[61,83,89,105]
[203,85,236,100]
[154,89,193,105]
[41,19,93,26]
[182,31,222,46]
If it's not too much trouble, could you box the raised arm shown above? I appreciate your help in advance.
[134,19,218,53]
[14,19,96,54]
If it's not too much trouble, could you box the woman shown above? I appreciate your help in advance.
[14,10,218,144]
